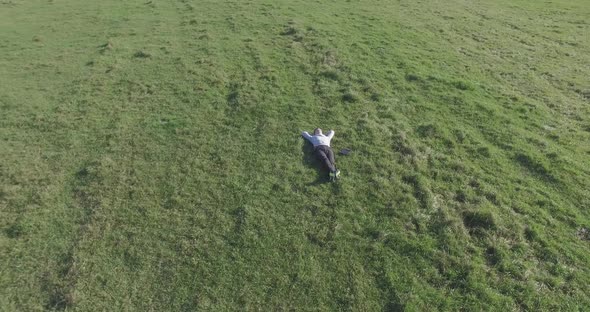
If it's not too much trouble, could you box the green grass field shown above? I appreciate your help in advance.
[1,0,590,310]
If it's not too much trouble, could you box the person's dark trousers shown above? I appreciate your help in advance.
[314,145,336,173]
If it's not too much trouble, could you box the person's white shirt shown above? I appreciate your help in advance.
[301,130,334,147]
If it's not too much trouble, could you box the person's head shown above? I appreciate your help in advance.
[314,128,322,135]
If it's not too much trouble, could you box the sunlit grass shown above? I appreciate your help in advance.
[1,0,589,310]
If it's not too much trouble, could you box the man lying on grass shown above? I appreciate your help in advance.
[302,128,341,181]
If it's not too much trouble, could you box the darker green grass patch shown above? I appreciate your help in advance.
[463,210,496,231]
[44,281,74,311]
[573,88,590,100]
[280,24,304,41]
[484,246,504,267]
[5,222,26,239]
[73,163,102,211]
[514,152,557,183]
[369,92,381,101]
[451,80,474,91]
[342,89,359,103]
[405,73,421,82]
[402,174,433,209]
[476,146,491,157]
[227,82,240,106]
[416,123,438,138]
[133,50,151,58]
[320,69,340,81]
[280,25,298,36]
[524,226,540,244]
[455,190,468,203]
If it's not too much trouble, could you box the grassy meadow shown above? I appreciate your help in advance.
[1,0,590,310]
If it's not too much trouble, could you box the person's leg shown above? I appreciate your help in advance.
[326,147,336,170]
[315,146,336,172]
[326,147,340,179]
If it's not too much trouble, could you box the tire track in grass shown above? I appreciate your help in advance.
[36,3,138,303]
[44,160,106,310]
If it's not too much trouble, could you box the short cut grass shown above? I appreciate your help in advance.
[1,0,589,310]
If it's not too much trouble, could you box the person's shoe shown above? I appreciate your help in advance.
[329,170,340,182]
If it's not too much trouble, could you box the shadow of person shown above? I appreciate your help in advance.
[301,141,330,185]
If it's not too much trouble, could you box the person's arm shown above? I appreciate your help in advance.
[301,131,312,141]
[326,130,335,139]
